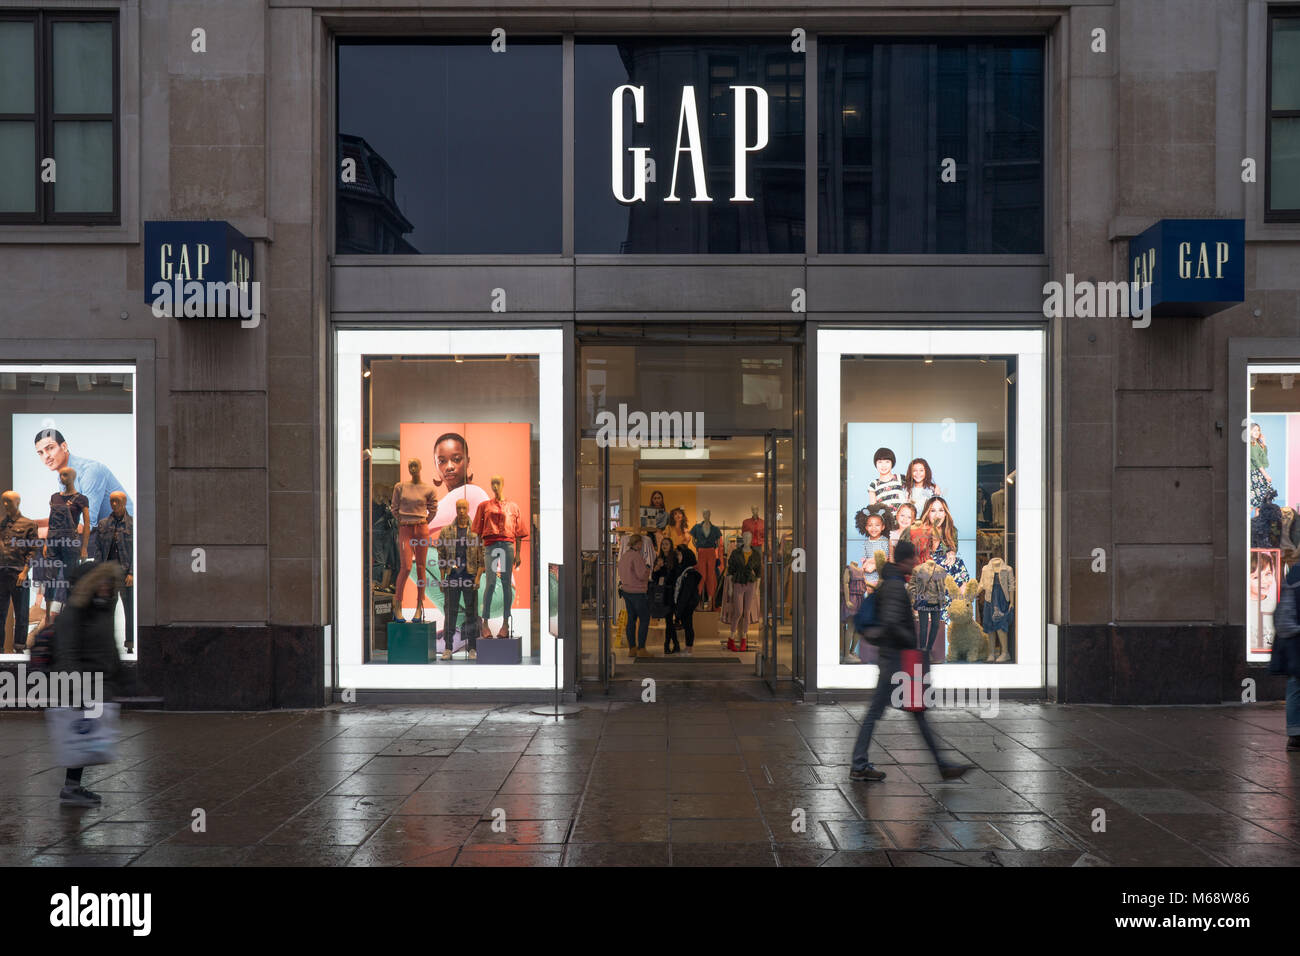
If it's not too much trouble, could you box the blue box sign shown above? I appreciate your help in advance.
[1128,218,1245,317]
[144,220,255,319]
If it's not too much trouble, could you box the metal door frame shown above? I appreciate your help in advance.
[760,430,780,689]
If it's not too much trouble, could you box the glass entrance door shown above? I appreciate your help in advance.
[760,432,796,690]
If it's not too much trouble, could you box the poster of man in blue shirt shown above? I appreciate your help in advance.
[33,428,134,527]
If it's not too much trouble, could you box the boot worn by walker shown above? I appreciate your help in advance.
[850,766,887,782]
[59,786,102,807]
[726,638,738,652]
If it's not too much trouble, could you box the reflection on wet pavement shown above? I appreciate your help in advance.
[1,699,1296,866]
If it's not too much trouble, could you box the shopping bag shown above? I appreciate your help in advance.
[45,703,121,768]
[898,649,926,712]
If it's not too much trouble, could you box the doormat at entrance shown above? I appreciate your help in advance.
[635,656,742,663]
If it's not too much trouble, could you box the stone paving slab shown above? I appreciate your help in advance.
[0,699,1297,866]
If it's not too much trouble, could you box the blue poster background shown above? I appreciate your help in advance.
[846,421,978,575]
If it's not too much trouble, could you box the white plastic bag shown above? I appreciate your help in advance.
[45,703,120,768]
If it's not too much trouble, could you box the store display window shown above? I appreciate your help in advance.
[334,330,564,690]
[0,365,138,660]
[1244,365,1300,662]
[816,329,1043,690]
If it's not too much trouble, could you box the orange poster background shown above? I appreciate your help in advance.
[398,421,532,612]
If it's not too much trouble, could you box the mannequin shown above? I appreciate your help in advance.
[472,474,526,639]
[45,466,89,610]
[977,557,1016,662]
[92,491,135,654]
[371,482,397,593]
[906,558,948,661]
[391,458,437,621]
[990,487,1006,526]
[741,506,765,544]
[0,491,40,653]
[726,530,762,652]
[689,509,723,609]
[437,497,483,660]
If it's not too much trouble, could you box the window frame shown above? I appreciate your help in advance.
[1267,6,1300,222]
[0,10,120,226]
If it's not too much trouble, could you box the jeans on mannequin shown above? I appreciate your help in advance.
[917,609,942,657]
[482,541,515,635]
[442,571,479,651]
[0,569,29,650]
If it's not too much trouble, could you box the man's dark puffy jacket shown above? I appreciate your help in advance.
[874,562,916,649]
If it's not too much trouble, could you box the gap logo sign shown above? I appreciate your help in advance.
[1127,218,1245,317]
[143,221,255,318]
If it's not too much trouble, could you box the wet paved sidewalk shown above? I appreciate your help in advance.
[1,699,1297,867]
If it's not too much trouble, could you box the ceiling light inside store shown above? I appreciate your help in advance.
[44,375,60,392]
[1006,470,1017,485]
[29,375,44,386]
[76,375,93,391]
[362,368,371,378]
[122,377,132,393]
[1006,373,1016,386]
[370,447,400,465]
[1284,375,1295,390]
[924,356,934,364]
[0,374,15,391]
[639,447,709,461]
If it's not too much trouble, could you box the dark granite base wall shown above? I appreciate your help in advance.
[137,625,325,710]
[1058,625,1291,704]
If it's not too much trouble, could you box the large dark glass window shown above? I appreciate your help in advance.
[1268,10,1300,219]
[0,12,119,224]
[336,40,562,254]
[576,38,805,254]
[818,38,1044,254]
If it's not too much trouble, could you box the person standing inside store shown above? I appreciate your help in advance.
[53,561,127,806]
[672,545,701,656]
[850,538,971,783]
[90,491,134,654]
[651,536,681,655]
[640,490,669,547]
[665,507,691,551]
[618,532,651,658]
[866,447,907,513]
[34,428,133,529]
[0,491,40,653]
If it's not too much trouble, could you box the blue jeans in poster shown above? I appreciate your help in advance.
[850,645,948,772]
[482,541,514,633]
[624,591,650,650]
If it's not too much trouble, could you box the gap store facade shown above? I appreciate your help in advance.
[1,0,1297,708]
